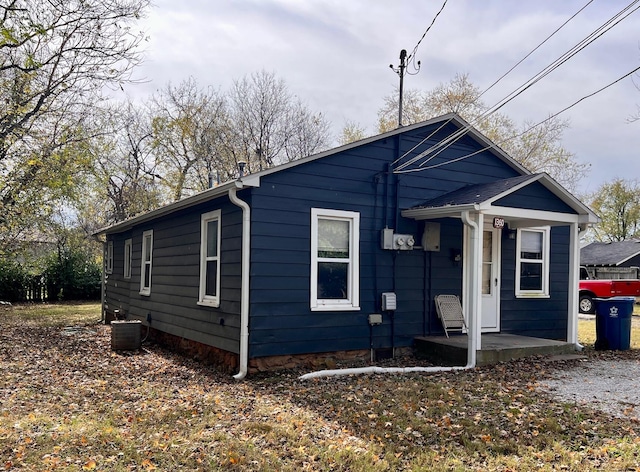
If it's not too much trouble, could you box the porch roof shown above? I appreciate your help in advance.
[401,173,598,227]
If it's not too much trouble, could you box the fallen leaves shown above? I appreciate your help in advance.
[2,304,640,471]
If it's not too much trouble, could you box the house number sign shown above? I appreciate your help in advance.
[493,217,505,229]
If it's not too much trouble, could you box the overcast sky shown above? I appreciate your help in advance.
[118,0,640,196]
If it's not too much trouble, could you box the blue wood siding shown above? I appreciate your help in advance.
[104,197,243,354]
[248,123,520,358]
[499,225,570,339]
[495,181,577,213]
[103,118,578,362]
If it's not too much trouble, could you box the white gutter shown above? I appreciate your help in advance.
[299,212,480,381]
[229,183,250,380]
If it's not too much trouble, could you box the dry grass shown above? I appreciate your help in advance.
[2,303,640,471]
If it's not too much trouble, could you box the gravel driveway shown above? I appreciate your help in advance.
[540,358,640,420]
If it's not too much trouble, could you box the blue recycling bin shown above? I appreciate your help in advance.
[594,296,635,350]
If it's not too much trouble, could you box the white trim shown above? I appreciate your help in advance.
[106,241,113,274]
[139,230,153,296]
[310,208,360,311]
[567,222,580,344]
[198,209,222,308]
[481,224,501,333]
[124,239,132,279]
[515,226,550,298]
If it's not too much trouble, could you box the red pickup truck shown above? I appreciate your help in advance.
[579,267,640,314]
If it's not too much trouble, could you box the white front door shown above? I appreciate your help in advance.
[481,226,501,331]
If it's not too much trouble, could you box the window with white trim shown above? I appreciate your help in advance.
[516,227,550,297]
[198,210,221,307]
[140,230,153,296]
[124,239,132,279]
[310,208,360,311]
[106,241,113,274]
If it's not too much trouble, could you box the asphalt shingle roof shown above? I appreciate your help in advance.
[412,174,538,209]
[580,240,640,266]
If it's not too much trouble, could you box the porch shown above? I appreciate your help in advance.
[414,333,578,366]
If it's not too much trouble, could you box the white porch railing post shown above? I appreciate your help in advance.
[567,222,580,345]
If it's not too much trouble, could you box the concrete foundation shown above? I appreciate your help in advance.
[414,333,577,366]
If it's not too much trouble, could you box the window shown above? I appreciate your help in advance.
[124,239,132,279]
[106,241,113,274]
[516,227,550,297]
[310,208,360,311]
[140,230,153,296]
[198,210,221,307]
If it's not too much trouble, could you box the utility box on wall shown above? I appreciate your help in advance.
[381,292,397,311]
[422,222,441,251]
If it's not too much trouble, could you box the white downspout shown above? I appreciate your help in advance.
[229,184,250,380]
[299,212,480,381]
[460,210,479,368]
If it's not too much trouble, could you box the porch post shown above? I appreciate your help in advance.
[567,222,580,345]
[474,213,484,351]
[462,211,482,365]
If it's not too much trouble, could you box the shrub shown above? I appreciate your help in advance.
[43,248,101,301]
[0,259,28,302]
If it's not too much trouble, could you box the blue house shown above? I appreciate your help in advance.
[97,113,597,378]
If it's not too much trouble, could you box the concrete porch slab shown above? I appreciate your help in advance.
[414,333,577,366]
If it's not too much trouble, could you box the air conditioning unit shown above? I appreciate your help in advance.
[111,320,142,351]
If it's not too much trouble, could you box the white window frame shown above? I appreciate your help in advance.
[124,239,132,279]
[198,210,222,307]
[140,230,153,296]
[310,208,360,311]
[515,226,550,298]
[106,241,113,274]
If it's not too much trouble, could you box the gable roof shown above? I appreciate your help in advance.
[96,113,596,236]
[581,240,640,266]
[402,173,597,224]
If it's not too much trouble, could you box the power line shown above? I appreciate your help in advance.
[479,0,595,100]
[406,0,448,70]
[394,64,640,174]
[393,0,596,170]
[390,0,449,126]
[394,0,640,172]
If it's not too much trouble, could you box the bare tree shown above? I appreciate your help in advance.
[228,70,330,173]
[147,73,331,201]
[84,101,162,226]
[149,77,229,201]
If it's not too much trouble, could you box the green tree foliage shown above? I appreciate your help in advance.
[0,0,149,253]
[377,73,589,192]
[0,259,28,302]
[588,178,640,242]
[43,247,101,301]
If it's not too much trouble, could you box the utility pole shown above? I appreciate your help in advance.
[390,49,408,127]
